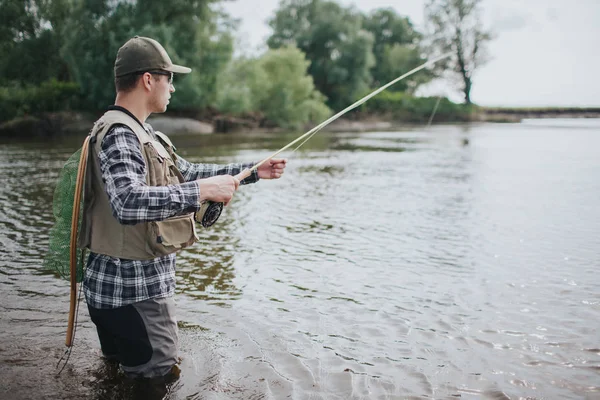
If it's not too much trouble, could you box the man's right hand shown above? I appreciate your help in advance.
[197,175,240,206]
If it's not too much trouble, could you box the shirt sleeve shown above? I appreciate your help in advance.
[176,155,260,185]
[99,125,201,225]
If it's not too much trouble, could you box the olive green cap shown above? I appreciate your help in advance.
[114,36,192,77]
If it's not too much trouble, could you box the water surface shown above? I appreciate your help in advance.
[0,119,599,399]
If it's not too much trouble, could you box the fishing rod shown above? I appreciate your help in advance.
[195,52,453,228]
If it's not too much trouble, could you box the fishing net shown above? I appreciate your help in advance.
[44,146,87,282]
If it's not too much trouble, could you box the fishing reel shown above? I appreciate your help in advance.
[194,201,224,228]
[195,169,252,228]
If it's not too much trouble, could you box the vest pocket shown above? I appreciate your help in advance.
[144,143,166,185]
[144,143,183,186]
[148,213,198,256]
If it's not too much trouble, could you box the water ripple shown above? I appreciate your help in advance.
[1,123,600,398]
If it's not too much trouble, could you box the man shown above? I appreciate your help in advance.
[79,36,286,379]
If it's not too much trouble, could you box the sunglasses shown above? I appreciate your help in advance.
[138,70,173,85]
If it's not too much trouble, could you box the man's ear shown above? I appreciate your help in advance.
[141,72,154,91]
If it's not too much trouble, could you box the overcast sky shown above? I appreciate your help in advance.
[221,0,600,107]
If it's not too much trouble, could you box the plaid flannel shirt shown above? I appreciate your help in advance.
[83,123,258,309]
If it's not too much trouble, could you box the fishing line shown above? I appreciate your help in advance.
[426,95,443,130]
[249,52,453,169]
[294,93,443,153]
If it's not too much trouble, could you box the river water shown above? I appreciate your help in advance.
[0,119,598,399]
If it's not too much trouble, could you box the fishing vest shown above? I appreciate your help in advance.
[78,110,198,260]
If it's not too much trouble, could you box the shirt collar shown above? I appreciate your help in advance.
[108,105,146,131]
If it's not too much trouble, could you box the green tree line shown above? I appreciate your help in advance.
[0,0,484,129]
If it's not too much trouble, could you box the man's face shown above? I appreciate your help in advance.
[149,72,174,113]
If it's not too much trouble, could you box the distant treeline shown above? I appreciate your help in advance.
[1,0,470,129]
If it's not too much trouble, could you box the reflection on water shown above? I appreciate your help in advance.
[177,233,242,305]
[1,120,600,399]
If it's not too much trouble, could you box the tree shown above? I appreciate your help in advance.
[267,0,374,111]
[257,46,331,128]
[0,0,234,112]
[0,0,39,49]
[58,0,233,110]
[362,8,432,92]
[425,0,492,104]
[216,46,330,129]
[0,0,69,85]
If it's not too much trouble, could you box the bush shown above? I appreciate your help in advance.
[360,91,474,122]
[0,80,81,122]
[216,46,331,130]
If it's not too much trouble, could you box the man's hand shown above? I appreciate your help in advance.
[257,158,287,180]
[197,175,240,206]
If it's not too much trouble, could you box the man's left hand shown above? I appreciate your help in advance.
[257,158,287,179]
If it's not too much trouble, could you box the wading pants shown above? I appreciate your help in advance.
[87,296,178,378]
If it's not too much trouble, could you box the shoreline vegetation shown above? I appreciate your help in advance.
[1,106,599,138]
[3,1,598,139]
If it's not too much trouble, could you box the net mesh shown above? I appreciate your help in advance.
[44,147,86,282]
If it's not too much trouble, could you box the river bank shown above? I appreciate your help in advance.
[1,107,599,138]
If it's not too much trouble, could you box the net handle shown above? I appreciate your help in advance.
[66,136,91,347]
